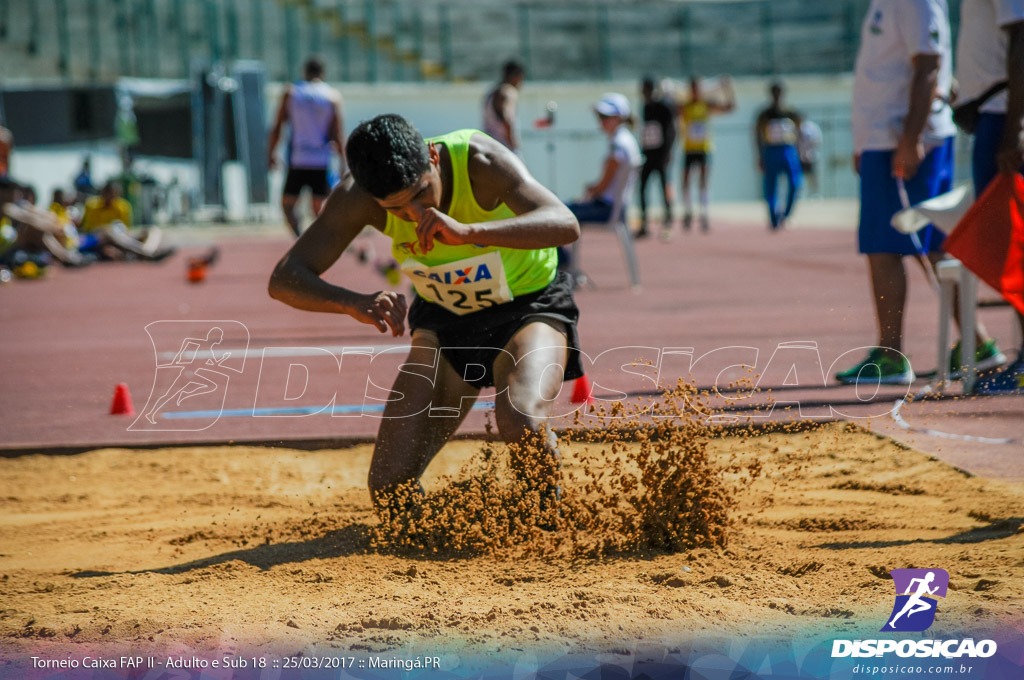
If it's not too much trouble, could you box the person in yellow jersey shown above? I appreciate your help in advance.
[269,114,583,517]
[678,75,735,232]
[78,181,174,261]
[48,188,84,253]
[0,180,88,267]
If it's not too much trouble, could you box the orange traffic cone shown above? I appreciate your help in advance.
[186,247,219,284]
[110,383,135,416]
[570,374,595,404]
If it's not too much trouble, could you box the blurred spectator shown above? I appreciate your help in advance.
[755,82,804,229]
[49,188,82,248]
[79,181,174,261]
[0,125,12,179]
[268,57,345,237]
[560,93,641,284]
[81,181,132,232]
[49,189,70,223]
[1,179,88,268]
[637,76,676,240]
[837,0,1001,385]
[678,75,735,232]
[74,156,97,197]
[798,118,823,197]
[567,94,641,222]
[482,59,525,153]
[956,0,1024,393]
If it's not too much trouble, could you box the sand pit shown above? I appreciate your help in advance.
[1,422,1022,663]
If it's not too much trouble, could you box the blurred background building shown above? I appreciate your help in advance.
[0,0,969,223]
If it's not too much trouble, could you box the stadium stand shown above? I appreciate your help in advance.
[0,0,964,85]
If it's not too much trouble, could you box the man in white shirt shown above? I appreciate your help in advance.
[838,0,984,384]
[956,0,1024,393]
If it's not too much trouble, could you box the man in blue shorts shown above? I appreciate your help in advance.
[755,82,803,230]
[837,0,1003,384]
[955,0,1024,393]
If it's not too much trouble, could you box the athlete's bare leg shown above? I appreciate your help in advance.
[368,319,569,509]
[493,319,569,496]
[681,164,693,231]
[698,160,710,232]
[368,331,480,508]
[281,194,301,236]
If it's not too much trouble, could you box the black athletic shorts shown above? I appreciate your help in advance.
[684,151,709,171]
[283,167,330,197]
[407,270,584,389]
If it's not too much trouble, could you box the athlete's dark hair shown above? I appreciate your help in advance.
[346,114,430,199]
[303,57,325,80]
[502,59,525,81]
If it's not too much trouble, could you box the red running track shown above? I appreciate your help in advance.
[1,218,1020,479]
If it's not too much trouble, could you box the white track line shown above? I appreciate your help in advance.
[891,385,1021,446]
[159,343,409,361]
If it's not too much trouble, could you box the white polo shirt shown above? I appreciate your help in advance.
[601,125,642,204]
[852,0,955,153]
[956,0,1024,114]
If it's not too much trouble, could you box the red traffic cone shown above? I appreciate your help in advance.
[110,383,135,416]
[187,260,208,283]
[570,375,595,404]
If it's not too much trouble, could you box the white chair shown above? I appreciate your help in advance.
[569,167,641,292]
[891,184,984,391]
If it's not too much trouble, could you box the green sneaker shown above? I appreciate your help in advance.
[835,348,915,385]
[949,339,1007,378]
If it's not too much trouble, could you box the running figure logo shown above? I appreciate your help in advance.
[130,321,249,432]
[881,568,949,632]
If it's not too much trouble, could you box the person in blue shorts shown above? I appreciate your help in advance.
[837,0,1003,385]
[955,0,1024,393]
[755,82,803,230]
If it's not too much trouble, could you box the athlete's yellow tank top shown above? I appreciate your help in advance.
[680,101,713,153]
[384,129,557,301]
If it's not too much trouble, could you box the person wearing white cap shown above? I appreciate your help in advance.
[558,94,641,283]
[564,93,641,226]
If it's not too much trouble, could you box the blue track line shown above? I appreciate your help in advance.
[161,401,497,419]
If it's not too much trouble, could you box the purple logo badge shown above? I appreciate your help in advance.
[881,568,949,632]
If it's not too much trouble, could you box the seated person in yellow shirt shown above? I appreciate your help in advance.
[79,181,174,261]
[1,180,88,267]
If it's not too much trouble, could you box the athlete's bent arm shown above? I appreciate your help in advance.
[893,53,940,180]
[583,156,622,202]
[329,95,346,161]
[754,111,768,170]
[414,134,579,253]
[710,75,736,114]
[268,179,407,336]
[267,87,292,170]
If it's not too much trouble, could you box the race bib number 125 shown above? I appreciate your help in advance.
[401,251,513,316]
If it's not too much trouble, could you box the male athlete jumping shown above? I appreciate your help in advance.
[269,114,582,516]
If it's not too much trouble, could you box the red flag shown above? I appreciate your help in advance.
[943,173,1024,315]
